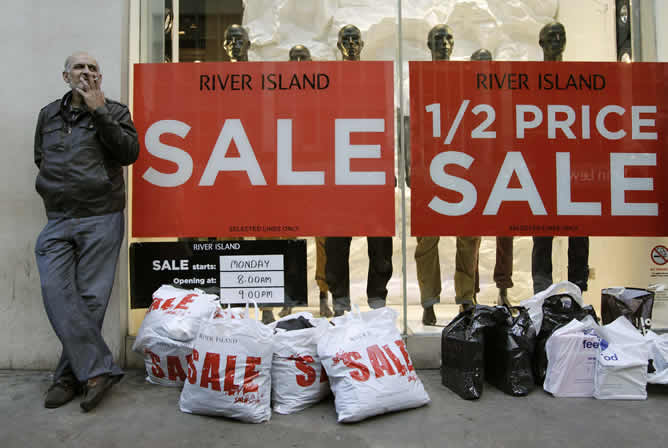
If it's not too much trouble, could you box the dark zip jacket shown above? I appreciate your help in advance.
[34,91,140,218]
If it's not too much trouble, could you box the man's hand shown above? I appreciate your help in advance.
[76,73,105,111]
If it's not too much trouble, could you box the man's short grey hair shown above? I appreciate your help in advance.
[64,52,100,72]
[64,55,75,72]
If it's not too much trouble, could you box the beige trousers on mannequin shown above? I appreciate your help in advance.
[414,236,441,308]
[454,236,481,305]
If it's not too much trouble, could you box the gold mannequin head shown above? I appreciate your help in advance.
[539,21,566,61]
[223,24,250,62]
[428,24,454,61]
[471,48,492,61]
[289,45,312,61]
[337,25,363,61]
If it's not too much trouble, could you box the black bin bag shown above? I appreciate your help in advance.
[601,287,654,332]
[275,316,314,331]
[484,306,536,396]
[441,306,498,400]
[533,294,599,386]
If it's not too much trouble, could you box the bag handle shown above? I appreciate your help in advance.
[536,281,583,305]
[245,298,259,321]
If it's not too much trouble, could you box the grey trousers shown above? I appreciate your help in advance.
[35,212,124,383]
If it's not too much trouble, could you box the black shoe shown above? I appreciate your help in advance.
[261,309,276,324]
[421,306,437,325]
[459,303,474,313]
[334,309,344,317]
[80,375,113,412]
[44,377,80,409]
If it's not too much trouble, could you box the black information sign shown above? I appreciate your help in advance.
[130,240,307,309]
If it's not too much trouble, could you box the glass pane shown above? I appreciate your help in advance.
[239,0,403,330]
[635,0,668,330]
[400,0,668,334]
[140,0,166,63]
[134,0,403,332]
[178,0,244,62]
[400,1,563,334]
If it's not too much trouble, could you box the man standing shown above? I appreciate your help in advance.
[34,52,139,411]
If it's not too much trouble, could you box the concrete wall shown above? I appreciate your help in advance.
[0,0,130,369]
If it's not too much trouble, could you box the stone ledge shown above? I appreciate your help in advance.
[125,336,144,369]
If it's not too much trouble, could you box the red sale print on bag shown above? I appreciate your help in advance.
[147,293,197,315]
[144,349,189,384]
[287,355,329,387]
[187,351,263,399]
[332,339,416,382]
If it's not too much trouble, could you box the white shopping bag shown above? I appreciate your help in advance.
[646,331,668,385]
[269,312,331,414]
[594,316,650,400]
[179,303,274,423]
[520,281,583,334]
[318,307,430,423]
[132,285,220,387]
[544,316,601,397]
[133,285,220,348]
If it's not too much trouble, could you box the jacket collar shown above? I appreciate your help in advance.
[57,91,90,123]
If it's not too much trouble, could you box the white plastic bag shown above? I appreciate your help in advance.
[269,312,330,414]
[544,316,601,397]
[133,285,220,348]
[318,307,430,423]
[594,316,650,400]
[646,331,668,385]
[179,303,274,423]
[132,285,220,386]
[520,281,583,334]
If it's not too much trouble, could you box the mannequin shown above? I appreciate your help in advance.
[531,22,589,294]
[325,25,394,317]
[222,25,281,324]
[222,24,250,62]
[415,25,455,325]
[288,44,311,62]
[469,48,514,307]
[277,45,335,319]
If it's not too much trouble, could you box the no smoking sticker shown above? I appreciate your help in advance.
[651,245,668,265]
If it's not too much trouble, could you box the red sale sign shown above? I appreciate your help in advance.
[410,61,668,236]
[132,62,395,237]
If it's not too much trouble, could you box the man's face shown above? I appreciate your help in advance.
[289,47,311,61]
[224,27,249,61]
[63,53,100,92]
[541,25,566,59]
[429,26,454,61]
[338,27,363,60]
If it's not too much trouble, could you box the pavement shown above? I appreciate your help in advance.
[1,369,666,448]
